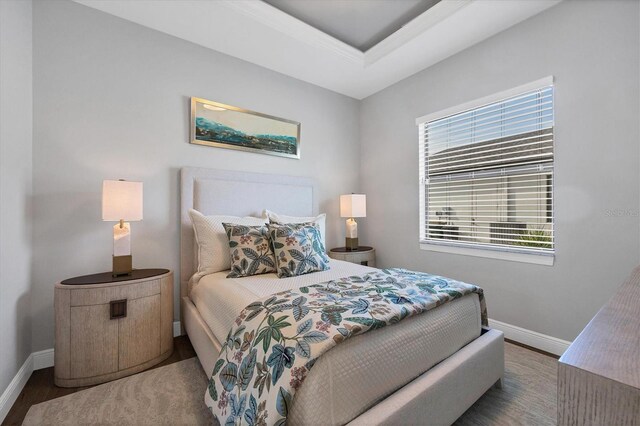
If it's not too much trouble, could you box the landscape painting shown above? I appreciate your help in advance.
[190,97,300,159]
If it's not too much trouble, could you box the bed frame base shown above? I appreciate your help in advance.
[183,296,504,425]
[348,326,504,425]
[183,296,221,375]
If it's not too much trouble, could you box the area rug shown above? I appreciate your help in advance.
[23,358,213,425]
[23,342,556,425]
[454,342,557,425]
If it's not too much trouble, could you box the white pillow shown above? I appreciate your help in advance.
[188,209,266,275]
[264,209,327,251]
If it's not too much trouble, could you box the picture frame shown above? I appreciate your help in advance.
[190,97,300,159]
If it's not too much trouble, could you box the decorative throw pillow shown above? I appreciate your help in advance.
[188,209,266,275]
[264,210,327,252]
[268,223,330,278]
[222,223,276,278]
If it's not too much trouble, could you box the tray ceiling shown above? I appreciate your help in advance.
[74,0,561,99]
[263,0,441,52]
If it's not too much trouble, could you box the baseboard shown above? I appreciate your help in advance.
[489,318,571,356]
[32,348,54,370]
[0,353,33,423]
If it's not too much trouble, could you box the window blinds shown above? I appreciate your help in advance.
[418,83,554,254]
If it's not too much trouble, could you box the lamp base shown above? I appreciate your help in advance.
[345,237,359,251]
[112,255,132,277]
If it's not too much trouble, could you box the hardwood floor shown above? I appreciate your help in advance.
[2,336,196,426]
[505,337,559,360]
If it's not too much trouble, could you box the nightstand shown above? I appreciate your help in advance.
[328,246,376,267]
[54,269,173,387]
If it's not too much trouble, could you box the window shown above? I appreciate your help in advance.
[417,77,554,260]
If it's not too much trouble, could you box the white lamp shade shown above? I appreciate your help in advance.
[102,180,143,221]
[340,194,366,218]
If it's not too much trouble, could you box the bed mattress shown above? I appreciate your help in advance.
[190,259,482,425]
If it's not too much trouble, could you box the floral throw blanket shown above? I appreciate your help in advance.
[205,268,487,426]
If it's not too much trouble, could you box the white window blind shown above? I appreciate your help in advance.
[418,79,554,256]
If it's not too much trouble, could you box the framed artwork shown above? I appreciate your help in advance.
[190,97,300,159]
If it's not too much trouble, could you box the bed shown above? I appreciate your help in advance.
[180,167,504,425]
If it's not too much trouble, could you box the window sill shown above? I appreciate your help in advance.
[419,243,554,266]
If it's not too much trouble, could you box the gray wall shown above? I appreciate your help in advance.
[32,0,361,351]
[21,0,640,356]
[0,0,33,396]
[360,0,640,342]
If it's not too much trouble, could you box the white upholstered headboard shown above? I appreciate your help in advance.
[180,167,317,303]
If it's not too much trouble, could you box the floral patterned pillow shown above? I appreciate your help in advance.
[222,223,276,278]
[267,223,330,278]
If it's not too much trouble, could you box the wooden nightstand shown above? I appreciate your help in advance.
[54,269,173,387]
[328,246,376,267]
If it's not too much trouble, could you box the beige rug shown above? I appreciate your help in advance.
[24,342,556,425]
[454,343,557,426]
[23,358,213,425]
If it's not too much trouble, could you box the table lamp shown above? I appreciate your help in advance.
[340,194,366,250]
[102,179,143,276]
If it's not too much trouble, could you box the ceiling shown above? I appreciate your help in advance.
[74,0,562,99]
[263,0,441,52]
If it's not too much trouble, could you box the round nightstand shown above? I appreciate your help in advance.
[54,269,173,387]
[328,246,376,267]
